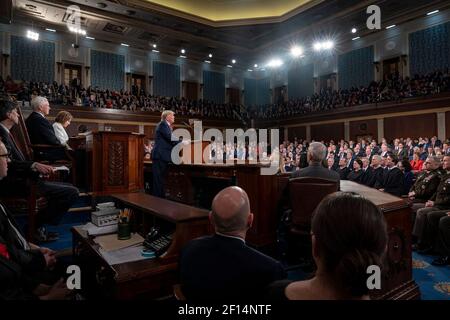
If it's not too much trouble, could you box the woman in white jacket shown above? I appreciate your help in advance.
[53,110,73,147]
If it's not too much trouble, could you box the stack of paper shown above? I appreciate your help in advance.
[94,233,144,252]
[82,222,118,236]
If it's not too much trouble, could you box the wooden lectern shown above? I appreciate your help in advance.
[86,131,144,195]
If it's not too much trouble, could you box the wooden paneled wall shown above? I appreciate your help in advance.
[311,123,344,142]
[384,113,437,140]
[350,119,378,141]
[288,126,306,141]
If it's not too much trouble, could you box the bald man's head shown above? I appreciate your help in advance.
[210,186,252,234]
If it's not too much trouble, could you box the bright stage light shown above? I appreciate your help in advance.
[290,46,303,57]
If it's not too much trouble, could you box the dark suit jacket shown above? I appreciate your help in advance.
[361,167,373,186]
[0,203,46,273]
[383,167,404,197]
[291,162,341,185]
[25,112,61,146]
[337,167,350,180]
[347,170,363,183]
[180,234,286,301]
[371,166,385,189]
[151,121,180,163]
[0,241,37,300]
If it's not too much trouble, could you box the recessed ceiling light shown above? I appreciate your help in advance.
[254,64,258,68]
[232,59,236,64]
[208,53,213,58]
[351,28,357,34]
[181,49,186,54]
[153,44,157,48]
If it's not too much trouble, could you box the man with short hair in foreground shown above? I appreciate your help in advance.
[180,186,286,301]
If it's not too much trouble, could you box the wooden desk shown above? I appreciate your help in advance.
[71,192,210,299]
[144,162,282,247]
[143,163,418,300]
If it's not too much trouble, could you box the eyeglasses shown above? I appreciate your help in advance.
[0,153,11,160]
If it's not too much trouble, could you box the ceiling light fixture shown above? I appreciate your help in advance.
[352,36,360,41]
[121,43,129,47]
[351,28,357,34]
[86,36,95,40]
[386,24,396,29]
[208,53,213,58]
[290,46,304,57]
[45,28,56,32]
[26,30,39,41]
[232,59,236,64]
[427,10,439,15]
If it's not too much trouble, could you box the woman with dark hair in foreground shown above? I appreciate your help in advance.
[268,192,388,300]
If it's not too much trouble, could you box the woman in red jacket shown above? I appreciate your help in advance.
[410,151,424,172]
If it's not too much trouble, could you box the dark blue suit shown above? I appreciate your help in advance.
[25,112,65,161]
[180,234,286,301]
[151,121,179,198]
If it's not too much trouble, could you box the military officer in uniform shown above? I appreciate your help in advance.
[408,156,442,213]
[413,155,450,252]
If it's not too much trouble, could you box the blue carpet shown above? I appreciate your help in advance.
[413,252,450,300]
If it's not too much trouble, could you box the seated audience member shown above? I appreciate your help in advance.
[379,154,404,197]
[0,140,70,300]
[0,98,79,241]
[360,157,373,186]
[291,142,340,185]
[399,159,414,196]
[337,158,349,180]
[347,159,363,183]
[413,155,450,252]
[410,152,424,172]
[369,155,384,188]
[423,211,450,266]
[179,186,286,301]
[53,111,73,147]
[266,192,387,300]
[25,96,65,161]
[408,156,442,213]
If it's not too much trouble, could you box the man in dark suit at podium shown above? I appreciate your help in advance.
[151,110,182,198]
[179,186,286,301]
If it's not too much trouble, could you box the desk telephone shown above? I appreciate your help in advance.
[143,227,173,257]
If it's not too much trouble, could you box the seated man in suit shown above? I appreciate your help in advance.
[337,157,349,180]
[25,96,66,161]
[0,139,70,300]
[370,155,385,188]
[0,98,79,241]
[179,186,286,301]
[379,154,404,197]
[291,142,340,185]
